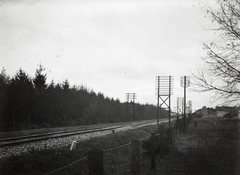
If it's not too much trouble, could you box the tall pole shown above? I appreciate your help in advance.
[126,93,137,121]
[169,76,171,129]
[126,93,129,121]
[184,76,186,130]
[157,76,160,125]
[133,94,135,120]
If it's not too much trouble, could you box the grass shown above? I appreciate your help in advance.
[0,124,160,175]
[154,118,240,175]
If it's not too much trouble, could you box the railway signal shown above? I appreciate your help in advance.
[155,76,174,128]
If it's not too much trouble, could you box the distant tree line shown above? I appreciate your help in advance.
[0,65,167,131]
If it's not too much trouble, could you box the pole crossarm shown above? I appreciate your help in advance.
[126,93,137,120]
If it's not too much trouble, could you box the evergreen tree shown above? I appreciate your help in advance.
[0,68,10,131]
[1,65,163,130]
[33,64,47,91]
[33,64,47,126]
[8,68,34,130]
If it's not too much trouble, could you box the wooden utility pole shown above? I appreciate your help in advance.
[157,76,160,125]
[88,148,104,175]
[126,93,137,121]
[169,75,171,129]
[151,133,156,170]
[184,76,186,130]
[181,76,190,131]
[131,140,140,175]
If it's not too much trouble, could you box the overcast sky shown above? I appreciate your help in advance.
[0,0,221,110]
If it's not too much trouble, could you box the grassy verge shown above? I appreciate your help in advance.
[155,118,240,175]
[0,124,160,175]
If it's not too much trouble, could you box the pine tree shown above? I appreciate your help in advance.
[8,68,34,130]
[33,64,47,126]
[0,68,10,131]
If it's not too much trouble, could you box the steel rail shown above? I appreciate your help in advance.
[0,120,161,147]
[0,125,129,147]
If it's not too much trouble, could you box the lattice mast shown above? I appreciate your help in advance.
[155,76,174,128]
[187,100,192,114]
[177,97,184,118]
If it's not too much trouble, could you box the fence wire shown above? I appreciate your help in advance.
[42,141,133,175]
[42,134,159,175]
[43,156,87,175]
[104,142,131,175]
[104,142,131,152]
[140,135,150,141]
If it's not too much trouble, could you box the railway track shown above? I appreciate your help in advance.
[0,119,169,147]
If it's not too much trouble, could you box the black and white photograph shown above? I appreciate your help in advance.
[0,0,240,174]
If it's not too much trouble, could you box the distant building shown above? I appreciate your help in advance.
[199,106,217,118]
[195,106,239,118]
[216,106,238,118]
[202,106,208,118]
[216,111,228,118]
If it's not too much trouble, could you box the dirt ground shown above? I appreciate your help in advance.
[2,118,240,175]
[150,118,240,175]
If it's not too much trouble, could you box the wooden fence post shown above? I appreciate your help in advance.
[131,140,140,175]
[151,133,156,170]
[88,148,104,175]
[169,127,173,142]
[158,128,163,158]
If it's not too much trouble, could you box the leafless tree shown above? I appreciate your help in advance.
[192,0,240,104]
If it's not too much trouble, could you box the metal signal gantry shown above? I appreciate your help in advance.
[187,100,192,114]
[176,98,192,118]
[177,97,184,119]
[155,76,174,127]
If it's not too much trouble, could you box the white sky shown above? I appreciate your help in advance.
[0,0,221,110]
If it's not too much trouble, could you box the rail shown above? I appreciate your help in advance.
[0,119,160,147]
[42,123,180,175]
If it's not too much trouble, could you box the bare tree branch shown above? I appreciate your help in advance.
[192,0,240,105]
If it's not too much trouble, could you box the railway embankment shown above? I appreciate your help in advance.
[0,122,161,175]
[5,117,237,175]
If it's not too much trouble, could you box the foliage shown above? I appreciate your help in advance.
[0,66,165,131]
[192,0,240,104]
[141,124,171,156]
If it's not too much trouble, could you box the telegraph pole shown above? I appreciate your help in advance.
[168,76,171,129]
[157,76,160,125]
[126,93,137,121]
[184,76,186,130]
[181,76,190,130]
